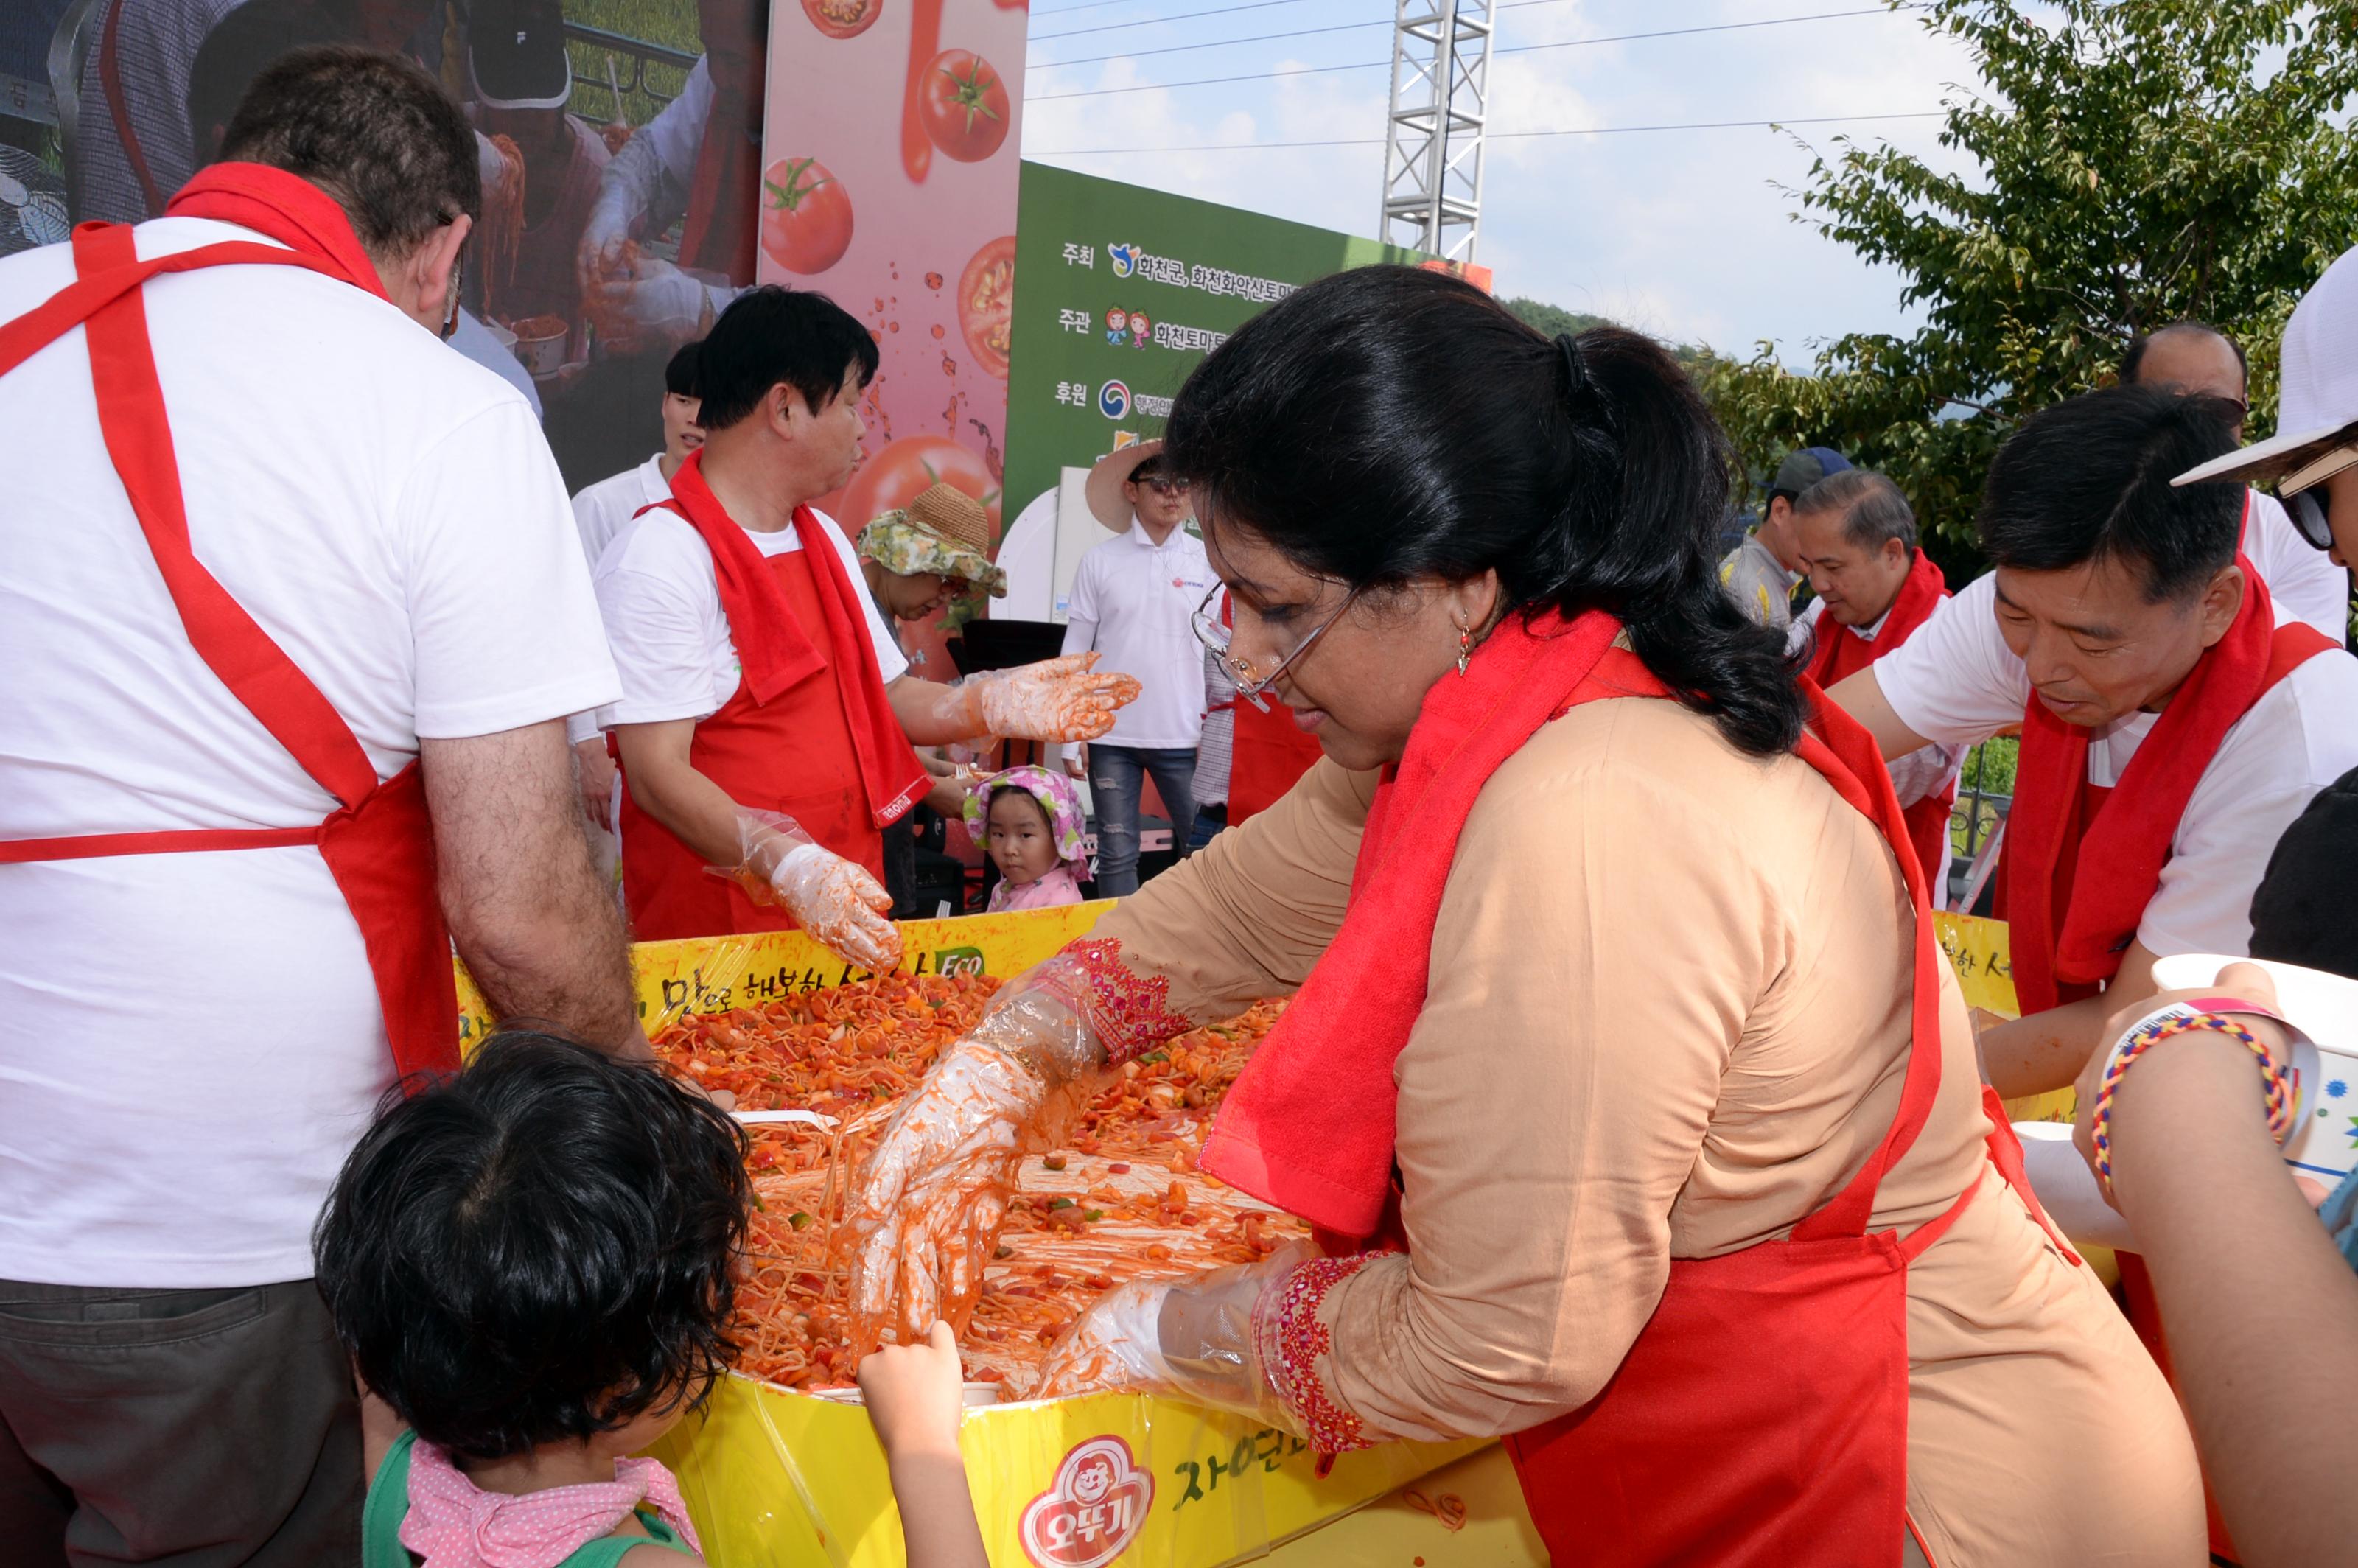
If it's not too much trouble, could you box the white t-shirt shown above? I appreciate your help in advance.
[2245,489,2351,644]
[1794,598,1966,839]
[592,504,909,727]
[1059,522,1216,750]
[0,217,620,1288]
[572,452,672,570]
[1875,570,2358,959]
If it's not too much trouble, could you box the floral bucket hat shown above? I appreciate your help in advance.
[962,765,1087,867]
[856,482,1007,598]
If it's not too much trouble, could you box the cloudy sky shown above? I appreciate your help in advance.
[1018,0,1992,363]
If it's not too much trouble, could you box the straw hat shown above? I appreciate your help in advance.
[1084,438,1169,532]
[856,483,1007,596]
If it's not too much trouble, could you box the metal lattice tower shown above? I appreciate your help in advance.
[1377,0,1494,262]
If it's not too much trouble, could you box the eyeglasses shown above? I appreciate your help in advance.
[1190,583,1360,710]
[1140,477,1190,497]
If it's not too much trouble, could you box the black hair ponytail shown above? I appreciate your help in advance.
[1164,265,1805,756]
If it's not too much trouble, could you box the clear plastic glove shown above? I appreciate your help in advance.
[582,252,709,354]
[843,965,1111,1352]
[954,654,1141,743]
[714,808,900,973]
[844,1040,1044,1354]
[1031,1242,1318,1430]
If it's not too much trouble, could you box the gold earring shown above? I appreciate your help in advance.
[1455,622,1471,676]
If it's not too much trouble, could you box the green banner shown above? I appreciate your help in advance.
[1003,163,1465,534]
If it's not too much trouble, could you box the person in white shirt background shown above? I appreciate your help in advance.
[2119,319,2351,642]
[0,48,636,1558]
[1060,441,1217,895]
[566,337,706,853]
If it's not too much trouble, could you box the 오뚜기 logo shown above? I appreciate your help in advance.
[1108,242,1140,279]
[1098,380,1131,419]
[1018,1435,1154,1568]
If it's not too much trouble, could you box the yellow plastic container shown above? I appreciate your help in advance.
[455,903,1477,1566]
[452,909,2025,1564]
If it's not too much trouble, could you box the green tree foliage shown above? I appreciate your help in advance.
[1501,295,1614,340]
[1697,0,2358,562]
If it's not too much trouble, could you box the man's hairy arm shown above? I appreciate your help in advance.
[422,721,643,1055]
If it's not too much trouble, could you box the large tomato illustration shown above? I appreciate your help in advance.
[956,234,1015,381]
[760,157,853,275]
[838,434,1002,539]
[802,0,881,37]
[918,51,1010,163]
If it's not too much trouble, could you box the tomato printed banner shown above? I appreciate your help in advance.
[760,0,1025,676]
[1001,161,1491,590]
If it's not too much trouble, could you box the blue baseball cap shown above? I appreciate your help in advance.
[1769,447,1851,500]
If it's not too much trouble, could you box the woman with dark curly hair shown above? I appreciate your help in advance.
[316,1032,984,1568]
[842,266,2203,1564]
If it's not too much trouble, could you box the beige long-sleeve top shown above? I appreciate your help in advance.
[1085,693,2205,1566]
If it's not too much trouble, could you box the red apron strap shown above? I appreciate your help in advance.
[69,223,381,808]
[1790,686,1948,1243]
[0,826,318,863]
[0,236,334,382]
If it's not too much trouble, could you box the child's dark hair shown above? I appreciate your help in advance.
[313,1033,752,1460]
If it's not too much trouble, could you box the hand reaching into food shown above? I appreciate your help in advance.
[954,654,1141,743]
[718,808,901,973]
[842,967,1113,1351]
[1032,1243,1318,1428]
[857,1322,988,1568]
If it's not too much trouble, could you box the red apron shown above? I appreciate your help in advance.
[1498,659,2046,1567]
[0,220,458,1081]
[619,546,888,941]
[1802,553,1956,892]
[1228,698,1325,824]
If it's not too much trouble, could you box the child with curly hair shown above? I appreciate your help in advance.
[315,1032,984,1568]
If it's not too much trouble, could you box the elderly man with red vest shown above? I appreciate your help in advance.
[0,48,637,1558]
[1787,469,1962,892]
[1831,384,2358,1102]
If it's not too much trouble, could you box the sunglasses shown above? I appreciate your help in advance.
[2280,485,2337,551]
[1138,476,1190,496]
[2274,441,2358,552]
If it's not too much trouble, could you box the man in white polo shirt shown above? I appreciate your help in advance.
[2120,318,2351,640]
[0,48,634,1560]
[1060,441,1217,895]
[1829,385,2358,1105]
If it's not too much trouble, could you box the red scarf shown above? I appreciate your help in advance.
[2007,558,2327,1013]
[1199,609,1627,1236]
[657,452,926,828]
[1802,548,1948,689]
[164,164,390,301]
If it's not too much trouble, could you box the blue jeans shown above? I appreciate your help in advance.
[1088,745,1197,896]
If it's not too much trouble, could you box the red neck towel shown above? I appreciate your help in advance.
[165,163,389,301]
[1198,609,1626,1236]
[1803,547,1948,689]
[654,452,927,829]
[2007,559,2331,1013]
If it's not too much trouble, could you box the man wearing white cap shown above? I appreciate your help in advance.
[1060,441,1215,895]
[1830,383,2358,1105]
[2120,320,2350,640]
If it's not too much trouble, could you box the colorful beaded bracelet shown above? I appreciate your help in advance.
[2088,1004,2293,1199]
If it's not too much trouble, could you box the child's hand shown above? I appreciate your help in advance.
[858,1321,968,1460]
